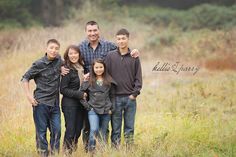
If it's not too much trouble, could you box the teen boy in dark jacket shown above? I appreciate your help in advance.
[22,39,62,157]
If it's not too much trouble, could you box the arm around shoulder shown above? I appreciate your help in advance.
[110,82,117,113]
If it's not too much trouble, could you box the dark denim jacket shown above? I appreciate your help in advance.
[80,80,116,114]
[21,55,62,106]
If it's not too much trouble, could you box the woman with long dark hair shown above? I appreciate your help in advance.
[60,45,86,154]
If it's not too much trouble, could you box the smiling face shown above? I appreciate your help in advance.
[116,34,129,50]
[93,62,105,77]
[86,24,100,43]
[46,42,60,60]
[68,48,79,64]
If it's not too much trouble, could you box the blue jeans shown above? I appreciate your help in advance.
[88,109,110,151]
[33,103,61,156]
[111,96,136,146]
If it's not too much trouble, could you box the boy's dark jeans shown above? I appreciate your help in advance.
[33,103,61,156]
[62,105,86,154]
[111,96,136,147]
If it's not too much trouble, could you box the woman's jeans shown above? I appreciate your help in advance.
[88,109,110,151]
[62,105,87,154]
[111,96,137,147]
[33,103,61,156]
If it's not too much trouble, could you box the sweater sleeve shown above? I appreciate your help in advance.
[132,58,142,97]
[60,71,84,99]
[109,83,116,112]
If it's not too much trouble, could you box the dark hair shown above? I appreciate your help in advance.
[64,45,84,69]
[85,21,99,30]
[47,39,60,47]
[116,28,129,38]
[89,58,112,87]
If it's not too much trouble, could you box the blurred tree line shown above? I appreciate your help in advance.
[119,0,236,9]
[0,0,235,28]
[0,0,81,27]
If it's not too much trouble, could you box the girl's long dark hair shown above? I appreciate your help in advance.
[64,45,84,69]
[89,58,113,87]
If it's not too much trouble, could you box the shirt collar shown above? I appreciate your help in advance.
[85,39,103,47]
[43,53,59,64]
[117,48,131,56]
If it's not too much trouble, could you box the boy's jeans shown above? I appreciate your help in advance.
[111,96,136,147]
[88,109,110,151]
[33,103,61,156]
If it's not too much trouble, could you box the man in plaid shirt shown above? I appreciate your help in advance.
[79,21,116,74]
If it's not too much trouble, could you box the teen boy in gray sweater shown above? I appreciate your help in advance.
[105,29,142,148]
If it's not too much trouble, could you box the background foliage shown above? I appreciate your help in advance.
[0,0,236,29]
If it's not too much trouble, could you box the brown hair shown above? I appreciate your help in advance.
[116,28,129,38]
[89,58,112,87]
[47,39,60,47]
[63,45,84,69]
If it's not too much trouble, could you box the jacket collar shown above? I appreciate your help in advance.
[117,48,131,56]
[43,54,60,65]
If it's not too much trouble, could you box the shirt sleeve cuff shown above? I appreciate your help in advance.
[21,78,29,82]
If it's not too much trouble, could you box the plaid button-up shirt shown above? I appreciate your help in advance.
[21,55,62,106]
[79,39,116,73]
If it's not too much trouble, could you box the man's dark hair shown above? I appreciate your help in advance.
[116,28,129,38]
[85,21,99,29]
[47,39,60,47]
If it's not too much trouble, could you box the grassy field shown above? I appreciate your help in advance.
[0,5,236,156]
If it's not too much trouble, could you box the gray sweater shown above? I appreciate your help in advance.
[105,49,142,97]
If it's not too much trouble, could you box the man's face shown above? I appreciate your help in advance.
[86,24,100,42]
[116,34,129,49]
[46,42,59,60]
